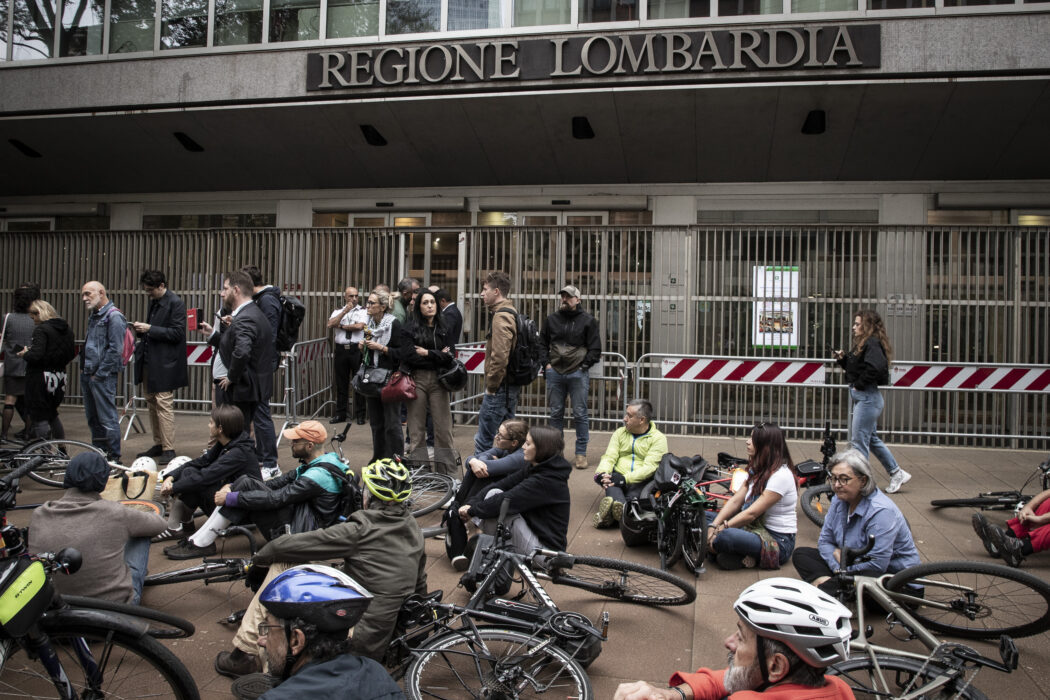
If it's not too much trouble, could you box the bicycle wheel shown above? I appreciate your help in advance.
[1,621,200,699]
[679,509,708,575]
[410,470,455,518]
[830,654,989,700]
[405,627,593,700]
[549,555,696,606]
[62,595,195,639]
[885,561,1050,639]
[929,496,1021,511]
[801,483,835,527]
[144,560,242,586]
[15,439,108,488]
[658,511,683,570]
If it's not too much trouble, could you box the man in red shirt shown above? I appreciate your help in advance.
[615,578,856,700]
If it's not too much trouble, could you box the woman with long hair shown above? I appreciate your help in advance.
[17,300,76,440]
[705,422,797,570]
[834,309,910,494]
[1,285,39,443]
[359,289,411,462]
[402,290,457,473]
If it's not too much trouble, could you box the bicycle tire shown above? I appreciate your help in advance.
[15,440,108,488]
[409,470,455,518]
[658,510,683,570]
[405,627,593,700]
[679,509,708,575]
[801,483,835,527]
[884,560,1050,639]
[61,595,195,638]
[929,496,1022,511]
[830,654,989,700]
[2,620,200,699]
[144,560,244,586]
[549,554,696,606]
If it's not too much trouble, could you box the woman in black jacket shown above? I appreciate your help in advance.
[359,289,412,462]
[403,290,457,473]
[17,300,76,440]
[833,309,910,494]
[458,425,571,554]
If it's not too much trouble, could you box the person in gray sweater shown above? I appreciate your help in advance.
[30,452,166,604]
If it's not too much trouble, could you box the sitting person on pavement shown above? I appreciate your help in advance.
[165,420,351,560]
[705,422,797,570]
[592,399,667,528]
[243,565,403,700]
[614,578,855,700]
[972,485,1050,568]
[154,403,260,543]
[30,451,166,604]
[792,448,920,598]
[214,459,425,677]
[444,418,528,570]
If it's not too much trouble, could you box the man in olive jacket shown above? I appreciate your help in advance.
[133,269,188,465]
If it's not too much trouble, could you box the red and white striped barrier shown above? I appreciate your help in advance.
[891,364,1050,393]
[458,347,488,374]
[295,341,328,363]
[186,344,213,366]
[660,357,826,386]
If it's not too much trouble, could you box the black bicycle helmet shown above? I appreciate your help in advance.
[362,459,412,502]
[259,564,373,632]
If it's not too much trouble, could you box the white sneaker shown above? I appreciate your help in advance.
[886,469,912,494]
[261,466,282,481]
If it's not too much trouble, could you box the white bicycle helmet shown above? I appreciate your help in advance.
[130,456,158,473]
[733,577,852,668]
[158,455,191,480]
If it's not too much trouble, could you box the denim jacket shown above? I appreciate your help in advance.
[82,301,127,379]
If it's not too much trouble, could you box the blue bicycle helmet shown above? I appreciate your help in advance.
[259,564,373,632]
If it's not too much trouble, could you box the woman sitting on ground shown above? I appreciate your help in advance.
[155,403,261,542]
[973,487,1050,568]
[444,419,528,569]
[706,422,797,570]
[792,448,920,597]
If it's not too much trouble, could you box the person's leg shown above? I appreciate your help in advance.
[504,385,521,419]
[567,369,590,457]
[165,498,196,530]
[48,416,65,440]
[791,546,834,582]
[381,400,405,459]
[348,347,367,423]
[332,345,351,419]
[366,396,384,462]
[710,526,763,558]
[123,536,152,605]
[473,389,508,454]
[545,368,568,432]
[188,508,234,547]
[1,396,14,440]
[83,376,103,449]
[405,374,431,456]
[428,376,455,451]
[252,401,278,471]
[154,390,176,451]
[230,562,292,657]
[506,514,543,555]
[90,374,122,458]
[849,387,876,460]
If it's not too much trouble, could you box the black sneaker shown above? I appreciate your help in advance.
[716,552,745,570]
[971,513,1001,558]
[156,450,176,465]
[329,414,346,424]
[165,540,217,560]
[106,452,123,465]
[989,525,1025,568]
[137,444,164,458]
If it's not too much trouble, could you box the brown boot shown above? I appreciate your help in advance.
[215,648,262,678]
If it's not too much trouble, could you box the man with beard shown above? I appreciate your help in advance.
[614,579,855,700]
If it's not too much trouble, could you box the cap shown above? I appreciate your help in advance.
[559,285,581,298]
[281,420,328,444]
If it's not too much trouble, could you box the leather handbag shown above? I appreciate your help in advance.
[381,370,417,403]
[437,359,468,392]
[353,365,390,397]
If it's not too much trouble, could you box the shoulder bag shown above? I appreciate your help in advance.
[381,369,417,403]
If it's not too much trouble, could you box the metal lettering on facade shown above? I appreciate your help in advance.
[306,25,880,91]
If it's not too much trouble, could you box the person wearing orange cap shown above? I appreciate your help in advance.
[165,420,354,561]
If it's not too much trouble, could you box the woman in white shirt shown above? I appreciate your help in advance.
[706,422,798,570]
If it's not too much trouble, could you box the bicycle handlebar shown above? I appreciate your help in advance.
[0,455,48,489]
[840,534,876,570]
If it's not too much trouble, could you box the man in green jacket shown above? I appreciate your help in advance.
[592,398,667,528]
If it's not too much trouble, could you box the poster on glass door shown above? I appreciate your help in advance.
[752,266,799,349]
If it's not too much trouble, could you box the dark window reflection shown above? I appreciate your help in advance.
[386,0,438,33]
[109,0,155,52]
[270,0,320,42]
[60,0,105,56]
[162,0,208,49]
[215,0,263,45]
[580,0,638,22]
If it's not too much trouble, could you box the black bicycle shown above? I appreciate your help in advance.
[0,438,110,488]
[930,453,1050,513]
[144,525,258,587]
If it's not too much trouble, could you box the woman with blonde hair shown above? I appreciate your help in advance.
[833,309,910,494]
[17,300,76,440]
[359,289,411,462]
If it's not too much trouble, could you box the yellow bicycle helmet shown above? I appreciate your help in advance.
[362,459,412,502]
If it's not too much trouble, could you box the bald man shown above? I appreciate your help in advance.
[81,281,128,462]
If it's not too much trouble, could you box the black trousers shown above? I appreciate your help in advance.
[792,546,844,598]
[219,475,292,541]
[366,396,404,463]
[333,344,366,419]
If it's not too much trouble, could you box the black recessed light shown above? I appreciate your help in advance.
[9,139,42,158]
[572,116,595,140]
[361,124,388,147]
[801,110,826,135]
[174,132,205,152]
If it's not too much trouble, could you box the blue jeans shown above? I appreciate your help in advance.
[473,385,521,454]
[850,387,901,478]
[704,511,795,566]
[545,368,590,455]
[124,536,151,604]
[252,401,278,469]
[83,373,121,457]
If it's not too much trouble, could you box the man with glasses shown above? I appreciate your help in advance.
[592,398,667,529]
[327,286,367,425]
[132,269,188,465]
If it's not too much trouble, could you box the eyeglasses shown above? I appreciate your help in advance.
[366,300,380,306]
[258,623,285,639]
[495,431,510,441]
[828,474,855,486]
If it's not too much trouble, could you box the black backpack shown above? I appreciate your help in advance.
[496,308,542,386]
[311,461,363,522]
[275,293,306,352]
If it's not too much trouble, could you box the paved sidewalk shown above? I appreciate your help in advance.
[9,411,1050,699]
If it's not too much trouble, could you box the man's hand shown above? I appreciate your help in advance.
[614,681,682,700]
[469,459,489,478]
[159,477,174,496]
[199,321,213,335]
[214,484,232,506]
[219,377,231,390]
[457,504,472,521]
[132,322,151,334]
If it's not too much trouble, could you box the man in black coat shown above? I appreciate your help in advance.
[431,286,463,343]
[242,264,282,479]
[213,270,274,431]
[133,270,189,465]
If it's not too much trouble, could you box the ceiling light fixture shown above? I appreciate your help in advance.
[360,124,388,147]
[572,116,595,140]
[801,110,826,135]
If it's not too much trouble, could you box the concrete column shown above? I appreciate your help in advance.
[276,200,313,228]
[110,203,144,230]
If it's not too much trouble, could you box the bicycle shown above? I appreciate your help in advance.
[930,453,1050,514]
[144,525,259,587]
[0,456,200,699]
[0,438,110,488]
[826,537,1050,699]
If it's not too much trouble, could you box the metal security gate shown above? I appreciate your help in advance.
[1,225,1046,447]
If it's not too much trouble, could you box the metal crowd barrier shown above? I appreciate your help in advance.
[285,337,334,428]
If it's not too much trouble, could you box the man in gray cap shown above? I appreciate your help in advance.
[30,452,165,603]
[539,284,602,469]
